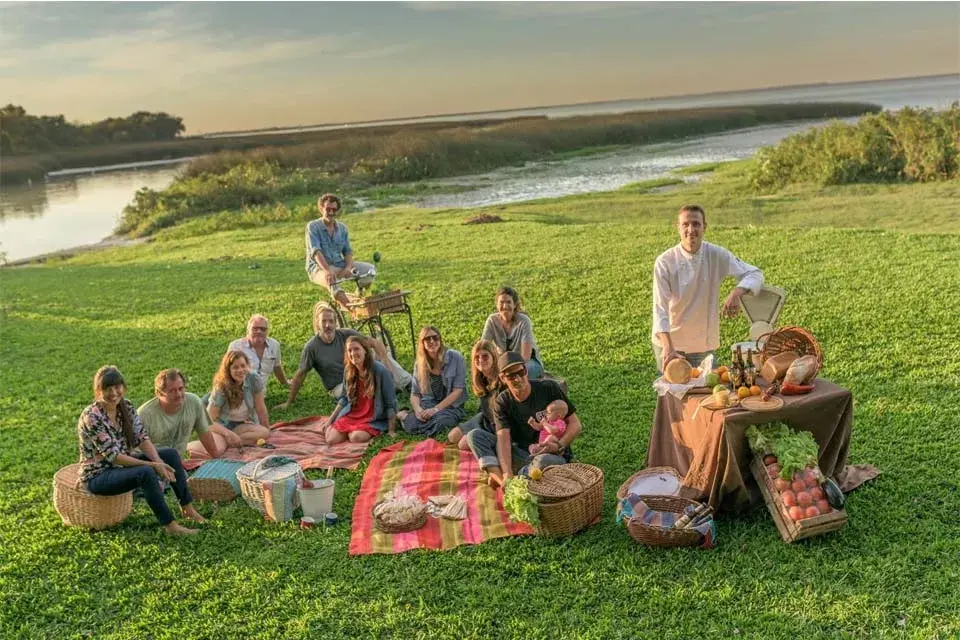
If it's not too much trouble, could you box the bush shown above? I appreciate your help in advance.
[749,103,960,192]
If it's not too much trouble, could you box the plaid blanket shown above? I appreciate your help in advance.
[349,439,535,556]
[182,415,370,472]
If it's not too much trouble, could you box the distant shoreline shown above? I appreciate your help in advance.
[2,236,147,268]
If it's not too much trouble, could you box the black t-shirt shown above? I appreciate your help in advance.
[299,329,362,391]
[493,380,575,457]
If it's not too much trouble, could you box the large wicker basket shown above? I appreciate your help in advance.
[622,495,705,548]
[373,500,428,533]
[345,290,408,320]
[188,460,244,503]
[53,464,132,530]
[236,457,305,522]
[758,326,823,368]
[532,463,604,538]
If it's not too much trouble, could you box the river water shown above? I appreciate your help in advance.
[1,74,956,263]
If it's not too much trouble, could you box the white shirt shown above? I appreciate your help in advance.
[228,337,282,388]
[651,241,764,354]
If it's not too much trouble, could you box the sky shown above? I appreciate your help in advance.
[1,1,958,135]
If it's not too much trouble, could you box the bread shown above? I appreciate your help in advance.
[784,355,820,385]
[664,358,693,384]
[760,351,799,382]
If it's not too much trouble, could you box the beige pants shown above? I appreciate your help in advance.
[309,262,376,295]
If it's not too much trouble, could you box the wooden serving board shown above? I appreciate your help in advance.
[740,396,784,412]
[750,456,847,543]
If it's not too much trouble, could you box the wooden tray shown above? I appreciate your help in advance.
[750,456,847,543]
[740,396,784,412]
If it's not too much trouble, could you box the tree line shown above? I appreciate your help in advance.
[0,105,186,155]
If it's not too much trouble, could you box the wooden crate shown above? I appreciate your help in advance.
[750,456,847,543]
[345,290,408,320]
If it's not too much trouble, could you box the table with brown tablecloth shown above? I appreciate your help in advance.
[646,378,858,513]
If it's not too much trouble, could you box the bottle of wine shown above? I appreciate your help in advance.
[745,348,756,387]
[733,345,744,388]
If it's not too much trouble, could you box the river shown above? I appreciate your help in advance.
[1,74,956,263]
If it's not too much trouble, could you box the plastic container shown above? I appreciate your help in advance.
[298,479,335,520]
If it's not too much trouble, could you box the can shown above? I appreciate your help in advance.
[324,512,338,527]
[300,516,316,529]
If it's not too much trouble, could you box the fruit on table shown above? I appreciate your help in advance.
[690,367,701,378]
[791,478,806,493]
[717,366,729,375]
[720,371,731,383]
[815,499,831,514]
[788,506,805,521]
[804,506,821,519]
[810,486,825,501]
[713,384,728,394]
[712,388,731,407]
[774,478,791,492]
[796,490,813,507]
[737,386,751,399]
[529,468,543,481]
[750,385,762,396]
[705,372,720,387]
[781,490,797,507]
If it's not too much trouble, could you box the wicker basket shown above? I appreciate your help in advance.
[758,326,824,368]
[616,467,683,502]
[621,494,706,548]
[345,290,408,320]
[237,457,304,522]
[534,463,604,537]
[53,464,132,530]
[373,500,428,533]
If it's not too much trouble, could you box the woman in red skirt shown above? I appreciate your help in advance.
[323,336,397,443]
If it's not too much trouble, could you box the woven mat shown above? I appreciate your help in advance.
[182,415,370,472]
[349,439,534,556]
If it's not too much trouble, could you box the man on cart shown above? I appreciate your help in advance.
[305,193,376,308]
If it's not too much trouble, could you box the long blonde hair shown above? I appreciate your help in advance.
[344,336,375,405]
[415,325,445,396]
[212,350,249,409]
[471,340,500,397]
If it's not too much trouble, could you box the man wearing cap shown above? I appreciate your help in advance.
[227,314,291,391]
[464,352,582,487]
[652,204,764,371]
[274,302,413,410]
[305,193,376,308]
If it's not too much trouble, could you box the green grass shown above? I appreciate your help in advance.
[2,170,960,638]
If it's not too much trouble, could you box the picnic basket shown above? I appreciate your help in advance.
[757,326,823,368]
[345,290,408,320]
[616,468,705,548]
[188,459,244,502]
[53,464,132,530]
[236,456,305,522]
[529,463,604,537]
[372,499,428,534]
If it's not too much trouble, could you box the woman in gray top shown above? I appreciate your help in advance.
[480,286,544,380]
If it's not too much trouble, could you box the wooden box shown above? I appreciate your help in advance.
[750,456,847,543]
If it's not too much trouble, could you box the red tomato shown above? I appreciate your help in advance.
[788,506,805,521]
[804,506,820,519]
[774,478,791,492]
[763,455,778,466]
[796,491,813,507]
[810,487,825,501]
[815,500,831,514]
[781,490,797,507]
[791,479,806,493]
[803,468,820,486]
[767,464,781,479]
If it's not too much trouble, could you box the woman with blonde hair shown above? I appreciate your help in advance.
[480,286,544,379]
[448,340,502,451]
[398,326,466,436]
[207,350,271,446]
[322,335,397,443]
[78,365,203,535]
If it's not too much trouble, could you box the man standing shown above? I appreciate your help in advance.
[651,204,764,371]
[228,314,291,390]
[274,302,413,410]
[305,193,376,309]
[138,368,241,459]
[465,352,582,488]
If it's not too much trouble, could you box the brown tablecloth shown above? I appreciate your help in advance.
[647,379,855,513]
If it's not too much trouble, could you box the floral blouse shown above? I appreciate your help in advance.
[76,399,149,483]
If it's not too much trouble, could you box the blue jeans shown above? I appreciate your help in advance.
[464,428,567,477]
[525,358,544,381]
[86,448,193,526]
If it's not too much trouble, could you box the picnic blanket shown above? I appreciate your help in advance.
[349,439,535,556]
[182,415,370,472]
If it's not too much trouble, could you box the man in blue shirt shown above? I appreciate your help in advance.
[305,193,375,307]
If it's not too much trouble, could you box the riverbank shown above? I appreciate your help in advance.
[1,235,147,267]
[2,174,958,638]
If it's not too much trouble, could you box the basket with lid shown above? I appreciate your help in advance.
[527,463,604,537]
[236,456,306,522]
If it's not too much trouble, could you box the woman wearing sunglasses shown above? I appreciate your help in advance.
[398,326,466,437]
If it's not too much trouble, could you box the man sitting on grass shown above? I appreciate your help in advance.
[464,352,581,488]
[227,314,291,391]
[138,368,240,459]
[274,302,413,411]
[305,193,376,309]
[651,203,764,372]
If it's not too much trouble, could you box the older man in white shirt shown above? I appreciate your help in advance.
[228,314,291,390]
[651,204,764,371]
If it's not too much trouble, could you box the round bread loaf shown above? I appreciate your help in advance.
[664,358,692,384]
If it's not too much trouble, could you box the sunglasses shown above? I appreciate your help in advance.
[501,368,526,381]
[251,326,268,332]
[422,335,440,344]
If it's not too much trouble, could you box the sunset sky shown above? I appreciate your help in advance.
[2,1,958,134]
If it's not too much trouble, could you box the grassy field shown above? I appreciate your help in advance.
[2,165,959,638]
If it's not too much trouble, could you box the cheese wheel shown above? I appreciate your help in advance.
[664,358,692,384]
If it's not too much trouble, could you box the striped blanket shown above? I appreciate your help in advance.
[182,415,369,472]
[349,439,535,556]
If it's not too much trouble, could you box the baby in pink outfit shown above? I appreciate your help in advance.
[529,399,568,455]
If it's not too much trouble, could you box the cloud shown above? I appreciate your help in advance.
[404,1,631,18]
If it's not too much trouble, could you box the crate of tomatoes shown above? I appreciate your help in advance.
[747,423,847,543]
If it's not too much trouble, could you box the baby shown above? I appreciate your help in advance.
[528,399,568,456]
